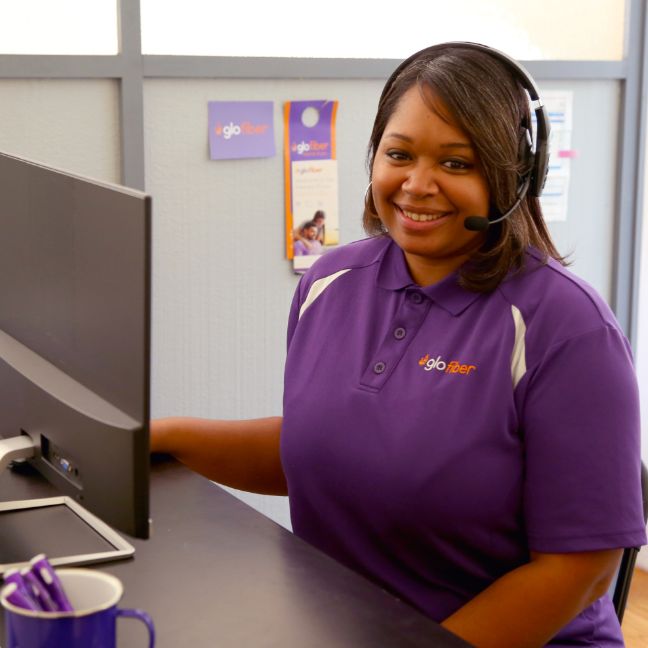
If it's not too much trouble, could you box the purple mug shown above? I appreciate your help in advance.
[1,568,155,648]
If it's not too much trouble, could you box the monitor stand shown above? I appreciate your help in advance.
[0,436,134,576]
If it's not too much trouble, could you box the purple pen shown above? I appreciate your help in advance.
[4,568,29,591]
[30,554,73,612]
[2,582,41,611]
[21,567,57,611]
[3,569,41,611]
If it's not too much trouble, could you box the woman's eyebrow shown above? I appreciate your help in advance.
[440,142,473,149]
[384,134,473,149]
[384,132,413,143]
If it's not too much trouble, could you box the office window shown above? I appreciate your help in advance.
[0,0,118,55]
[141,0,625,60]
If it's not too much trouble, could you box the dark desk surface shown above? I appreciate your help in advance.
[0,457,472,648]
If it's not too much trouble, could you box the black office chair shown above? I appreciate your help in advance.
[611,461,648,623]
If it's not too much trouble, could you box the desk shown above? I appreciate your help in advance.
[0,457,472,648]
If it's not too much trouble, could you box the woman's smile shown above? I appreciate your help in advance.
[396,204,451,226]
[371,86,490,286]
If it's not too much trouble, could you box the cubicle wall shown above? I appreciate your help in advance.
[538,79,619,302]
[144,78,383,528]
[0,74,625,531]
[0,80,120,184]
[142,76,620,529]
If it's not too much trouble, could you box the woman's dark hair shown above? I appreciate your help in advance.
[363,46,568,292]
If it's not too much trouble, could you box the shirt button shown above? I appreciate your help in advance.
[394,327,406,340]
[410,293,423,304]
[373,362,386,374]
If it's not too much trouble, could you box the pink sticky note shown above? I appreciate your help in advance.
[558,150,579,158]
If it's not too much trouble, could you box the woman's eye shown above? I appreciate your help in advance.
[443,159,472,170]
[386,149,410,161]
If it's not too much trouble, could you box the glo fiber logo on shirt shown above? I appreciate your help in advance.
[214,121,270,139]
[419,354,476,375]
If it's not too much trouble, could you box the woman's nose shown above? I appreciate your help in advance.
[402,166,440,197]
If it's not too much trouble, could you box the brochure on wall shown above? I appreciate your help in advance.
[284,100,339,274]
[532,91,575,222]
[208,101,276,160]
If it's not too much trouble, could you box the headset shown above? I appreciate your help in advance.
[378,42,550,232]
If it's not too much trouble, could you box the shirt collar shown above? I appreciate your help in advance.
[375,239,482,316]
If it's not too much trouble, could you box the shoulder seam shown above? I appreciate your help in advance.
[507,258,612,328]
[304,238,389,280]
[523,323,620,378]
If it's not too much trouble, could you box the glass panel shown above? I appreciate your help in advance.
[141,0,624,60]
[0,0,118,55]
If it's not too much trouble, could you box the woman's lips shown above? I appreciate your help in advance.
[396,205,451,229]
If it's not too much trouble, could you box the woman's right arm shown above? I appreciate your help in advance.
[150,416,287,495]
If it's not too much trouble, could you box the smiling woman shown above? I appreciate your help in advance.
[369,87,491,286]
[151,42,646,648]
[364,46,563,292]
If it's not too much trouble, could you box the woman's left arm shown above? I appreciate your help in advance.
[441,548,623,648]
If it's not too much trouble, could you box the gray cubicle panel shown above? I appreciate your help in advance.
[144,76,384,427]
[144,78,386,529]
[0,76,623,536]
[145,77,620,421]
[143,77,621,531]
[0,79,121,186]
[538,79,620,305]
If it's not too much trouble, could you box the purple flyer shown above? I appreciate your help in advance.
[208,101,276,160]
[284,100,339,272]
[285,101,337,165]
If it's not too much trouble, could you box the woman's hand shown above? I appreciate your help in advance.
[149,416,287,495]
[441,548,623,648]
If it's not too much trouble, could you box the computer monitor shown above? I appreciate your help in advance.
[0,151,151,553]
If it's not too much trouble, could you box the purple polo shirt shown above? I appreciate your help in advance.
[280,237,646,647]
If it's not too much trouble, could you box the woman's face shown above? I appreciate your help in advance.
[371,86,490,286]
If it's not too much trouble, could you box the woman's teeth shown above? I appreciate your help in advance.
[402,209,446,222]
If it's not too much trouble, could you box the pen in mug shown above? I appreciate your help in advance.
[3,569,41,611]
[2,582,41,612]
[21,568,57,612]
[29,554,73,612]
